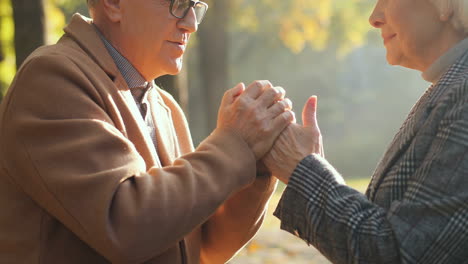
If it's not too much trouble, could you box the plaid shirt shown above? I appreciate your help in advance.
[274,49,468,263]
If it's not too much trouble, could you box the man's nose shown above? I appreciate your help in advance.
[178,7,198,33]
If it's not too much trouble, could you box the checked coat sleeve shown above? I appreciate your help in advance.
[274,76,468,263]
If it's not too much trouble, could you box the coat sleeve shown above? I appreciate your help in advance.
[200,171,277,264]
[158,86,278,264]
[0,54,259,263]
[274,81,468,263]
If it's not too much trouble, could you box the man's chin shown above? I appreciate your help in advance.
[165,59,184,75]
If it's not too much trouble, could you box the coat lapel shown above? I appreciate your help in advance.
[366,86,432,199]
[115,77,162,168]
[65,14,180,169]
[148,88,180,167]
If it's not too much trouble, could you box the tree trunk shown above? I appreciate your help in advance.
[197,0,230,133]
[11,0,46,69]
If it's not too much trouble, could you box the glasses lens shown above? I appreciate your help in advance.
[171,0,208,24]
[194,3,208,24]
[171,0,190,18]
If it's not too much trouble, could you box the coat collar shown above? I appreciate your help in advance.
[62,14,180,167]
[63,14,120,80]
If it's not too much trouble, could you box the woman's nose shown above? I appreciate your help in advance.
[369,0,385,28]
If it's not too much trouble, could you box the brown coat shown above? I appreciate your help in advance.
[0,14,276,264]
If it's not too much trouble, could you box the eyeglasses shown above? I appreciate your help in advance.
[170,0,208,24]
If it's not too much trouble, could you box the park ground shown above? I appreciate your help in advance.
[230,178,370,264]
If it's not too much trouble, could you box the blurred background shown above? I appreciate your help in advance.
[0,0,429,263]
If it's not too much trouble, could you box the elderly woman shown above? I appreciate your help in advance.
[264,0,468,262]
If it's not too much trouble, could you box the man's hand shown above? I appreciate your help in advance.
[217,81,294,160]
[263,96,323,184]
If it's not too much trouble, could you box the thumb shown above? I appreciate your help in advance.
[302,96,318,127]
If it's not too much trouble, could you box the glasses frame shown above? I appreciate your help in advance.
[169,0,209,24]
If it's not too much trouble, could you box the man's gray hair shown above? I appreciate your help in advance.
[429,0,468,35]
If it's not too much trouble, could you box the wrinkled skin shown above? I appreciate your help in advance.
[263,96,323,183]
[216,80,294,160]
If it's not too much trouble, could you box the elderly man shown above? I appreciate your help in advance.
[0,0,294,263]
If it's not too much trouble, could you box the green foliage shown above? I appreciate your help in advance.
[232,0,375,55]
[52,0,89,21]
[0,0,85,97]
[0,0,14,96]
[45,0,66,44]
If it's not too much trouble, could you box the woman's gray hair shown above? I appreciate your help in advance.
[429,0,468,35]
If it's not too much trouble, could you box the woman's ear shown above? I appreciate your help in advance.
[101,0,122,23]
[440,0,454,22]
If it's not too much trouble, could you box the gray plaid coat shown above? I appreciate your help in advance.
[274,50,468,263]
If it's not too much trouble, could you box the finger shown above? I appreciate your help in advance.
[291,110,297,123]
[242,80,273,99]
[271,110,296,136]
[302,96,318,127]
[222,83,245,106]
[257,86,286,108]
[267,98,292,118]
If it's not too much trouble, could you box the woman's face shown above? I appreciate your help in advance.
[369,0,447,71]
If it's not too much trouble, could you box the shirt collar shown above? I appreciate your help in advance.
[93,25,149,89]
[422,37,468,84]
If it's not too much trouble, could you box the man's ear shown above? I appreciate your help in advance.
[101,0,122,23]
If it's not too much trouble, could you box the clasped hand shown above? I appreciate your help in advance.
[217,81,324,184]
[263,96,324,184]
[216,80,294,160]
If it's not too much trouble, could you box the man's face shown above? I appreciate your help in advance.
[117,0,197,80]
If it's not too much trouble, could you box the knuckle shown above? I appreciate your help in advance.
[279,99,288,109]
[259,122,269,134]
[255,80,273,90]
[254,114,263,125]
[289,111,297,123]
[311,130,321,138]
[253,80,263,89]
[268,87,282,100]
[278,100,290,112]
[273,101,285,113]
[276,86,286,97]
[247,101,258,112]
[282,110,291,118]
[263,87,276,98]
[285,98,292,109]
[236,96,249,107]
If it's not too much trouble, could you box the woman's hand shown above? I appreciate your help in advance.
[263,96,324,184]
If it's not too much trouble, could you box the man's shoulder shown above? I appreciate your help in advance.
[8,39,108,103]
[23,37,96,72]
